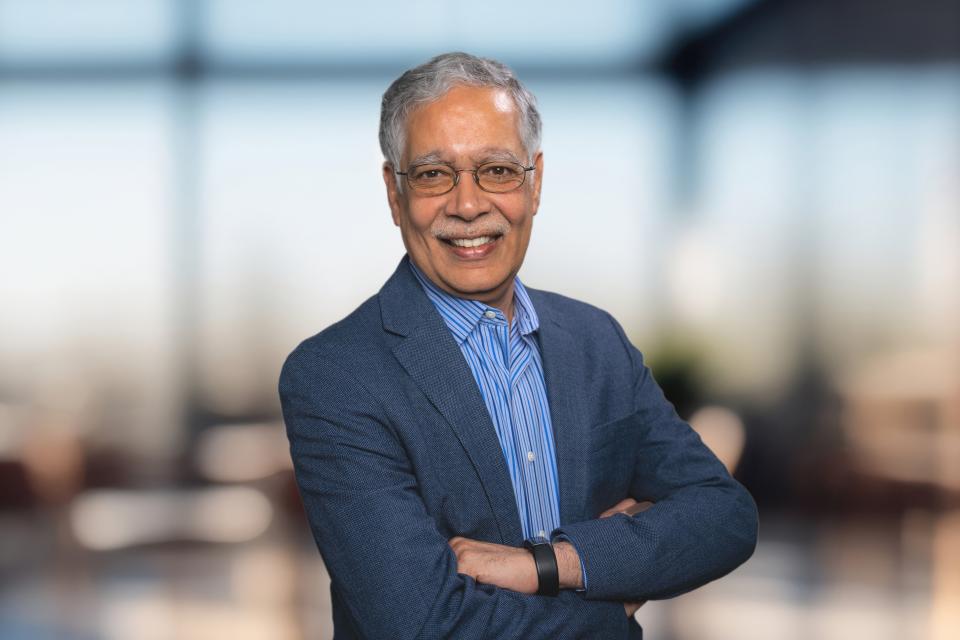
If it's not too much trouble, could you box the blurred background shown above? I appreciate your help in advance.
[1,0,958,638]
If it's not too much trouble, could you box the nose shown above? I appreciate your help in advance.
[447,170,487,221]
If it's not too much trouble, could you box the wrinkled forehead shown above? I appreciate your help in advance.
[402,85,526,163]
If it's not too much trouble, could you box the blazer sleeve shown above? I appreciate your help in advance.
[280,345,631,640]
[551,314,759,602]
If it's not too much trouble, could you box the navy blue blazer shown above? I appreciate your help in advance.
[280,256,758,639]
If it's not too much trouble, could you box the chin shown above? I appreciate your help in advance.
[434,264,497,290]
[457,275,513,299]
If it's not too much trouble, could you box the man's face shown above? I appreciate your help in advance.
[382,85,543,309]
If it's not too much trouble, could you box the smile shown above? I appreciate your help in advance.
[440,234,502,259]
[446,235,498,248]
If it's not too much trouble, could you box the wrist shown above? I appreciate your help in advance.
[552,541,585,590]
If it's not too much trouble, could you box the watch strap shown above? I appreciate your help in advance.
[523,538,560,596]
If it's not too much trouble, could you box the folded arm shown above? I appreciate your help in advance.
[449,509,644,616]
[551,315,759,602]
[280,347,630,640]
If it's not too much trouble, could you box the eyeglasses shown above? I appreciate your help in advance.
[396,161,535,196]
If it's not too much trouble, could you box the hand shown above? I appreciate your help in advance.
[600,497,654,518]
[449,537,538,594]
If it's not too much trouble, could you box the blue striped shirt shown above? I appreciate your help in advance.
[410,263,561,542]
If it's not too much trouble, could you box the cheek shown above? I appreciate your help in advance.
[503,205,536,231]
[401,203,440,234]
[500,189,537,224]
[403,209,446,244]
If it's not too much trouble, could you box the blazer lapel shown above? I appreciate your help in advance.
[531,293,592,527]
[380,258,524,545]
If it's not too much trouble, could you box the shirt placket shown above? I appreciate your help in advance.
[482,317,533,537]
[503,326,539,539]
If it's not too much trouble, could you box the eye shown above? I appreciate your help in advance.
[479,162,522,181]
[411,165,453,182]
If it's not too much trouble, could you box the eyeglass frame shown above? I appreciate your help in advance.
[395,161,536,196]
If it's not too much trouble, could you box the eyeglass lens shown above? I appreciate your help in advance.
[406,162,527,195]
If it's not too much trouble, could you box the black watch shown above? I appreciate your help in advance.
[523,538,560,596]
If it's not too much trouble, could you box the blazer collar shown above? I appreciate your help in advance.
[526,289,593,526]
[379,256,592,532]
[379,256,524,544]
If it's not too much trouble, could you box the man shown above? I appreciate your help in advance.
[280,52,757,639]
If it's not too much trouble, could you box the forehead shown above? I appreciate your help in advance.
[403,85,525,162]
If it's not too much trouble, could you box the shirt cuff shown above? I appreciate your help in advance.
[551,533,588,592]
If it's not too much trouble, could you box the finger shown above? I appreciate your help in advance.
[624,599,647,616]
[600,498,639,518]
[600,499,634,518]
[623,501,654,516]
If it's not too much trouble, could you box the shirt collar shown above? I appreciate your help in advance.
[408,259,540,344]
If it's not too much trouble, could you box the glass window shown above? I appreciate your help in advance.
[0,0,175,63]
[203,0,661,66]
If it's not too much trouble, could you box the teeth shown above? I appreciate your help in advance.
[449,236,494,248]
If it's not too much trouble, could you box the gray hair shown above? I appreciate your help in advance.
[379,52,542,173]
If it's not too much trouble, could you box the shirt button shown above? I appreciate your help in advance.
[527,451,535,462]
[538,530,546,538]
[484,310,497,319]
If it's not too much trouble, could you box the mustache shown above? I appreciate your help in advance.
[431,218,510,240]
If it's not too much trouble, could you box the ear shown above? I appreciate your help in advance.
[530,151,544,215]
[382,162,403,226]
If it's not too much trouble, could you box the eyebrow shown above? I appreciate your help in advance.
[408,147,524,166]
[408,151,449,165]
[476,148,524,164]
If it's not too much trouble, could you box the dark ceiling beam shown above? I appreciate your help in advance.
[659,0,960,88]
[0,60,649,84]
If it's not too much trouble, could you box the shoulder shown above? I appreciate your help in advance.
[526,287,627,342]
[280,256,435,404]
[525,285,639,365]
[526,287,611,323]
[280,293,388,390]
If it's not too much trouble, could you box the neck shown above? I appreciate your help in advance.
[408,259,517,323]
[486,282,516,324]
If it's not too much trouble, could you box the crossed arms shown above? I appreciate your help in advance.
[449,499,653,616]
[280,331,758,639]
